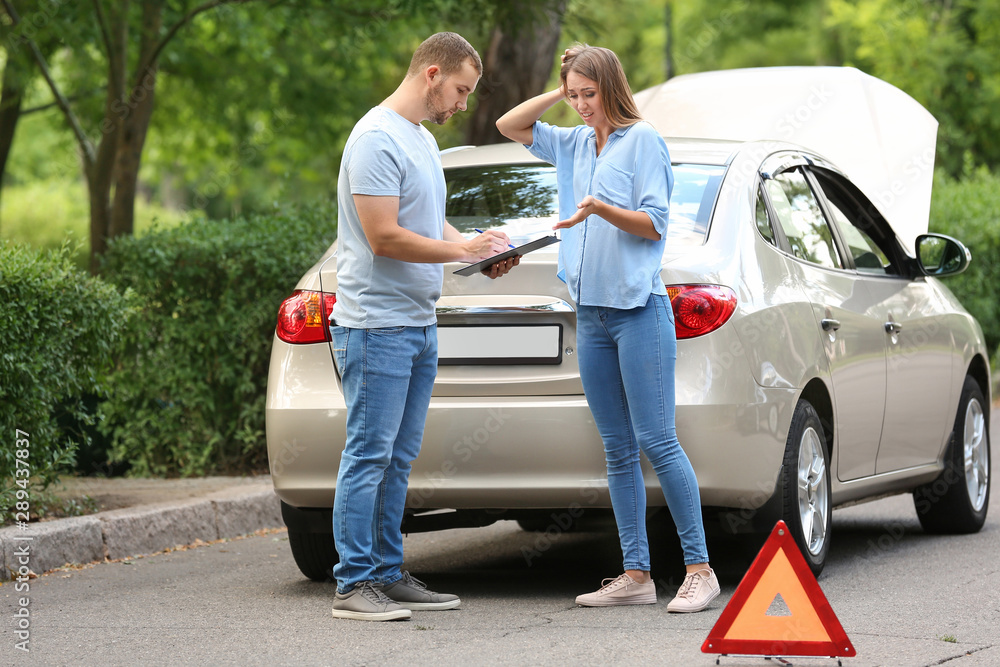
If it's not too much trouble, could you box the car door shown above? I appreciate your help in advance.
[759,156,887,481]
[808,168,956,473]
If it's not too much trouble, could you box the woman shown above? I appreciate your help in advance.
[496,45,719,613]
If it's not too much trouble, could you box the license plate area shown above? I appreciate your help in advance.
[438,324,563,365]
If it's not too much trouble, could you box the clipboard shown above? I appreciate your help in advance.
[453,234,561,277]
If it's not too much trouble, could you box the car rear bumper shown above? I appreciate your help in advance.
[266,334,794,513]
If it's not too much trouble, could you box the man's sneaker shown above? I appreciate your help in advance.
[667,568,720,613]
[575,573,657,607]
[331,581,412,621]
[382,571,461,610]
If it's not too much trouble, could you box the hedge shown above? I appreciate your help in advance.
[98,204,336,477]
[928,167,1000,366]
[0,242,136,520]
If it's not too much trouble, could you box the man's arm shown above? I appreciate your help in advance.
[356,195,509,263]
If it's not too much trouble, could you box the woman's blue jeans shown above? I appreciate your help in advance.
[576,294,709,570]
[329,324,437,593]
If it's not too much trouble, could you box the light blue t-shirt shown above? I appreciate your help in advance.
[527,120,674,309]
[332,107,446,328]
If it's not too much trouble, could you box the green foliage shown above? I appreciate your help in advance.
[928,166,1000,355]
[0,176,189,270]
[98,203,336,477]
[825,0,1000,176]
[0,241,136,522]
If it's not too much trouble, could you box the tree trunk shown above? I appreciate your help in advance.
[466,0,566,146]
[665,1,675,80]
[0,55,25,228]
[89,0,130,273]
[109,0,162,242]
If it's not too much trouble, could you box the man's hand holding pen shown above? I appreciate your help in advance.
[466,228,520,278]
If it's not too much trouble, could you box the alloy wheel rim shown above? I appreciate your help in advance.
[797,426,829,556]
[964,398,989,512]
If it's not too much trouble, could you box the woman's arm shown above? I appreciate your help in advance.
[495,88,565,145]
[553,195,661,241]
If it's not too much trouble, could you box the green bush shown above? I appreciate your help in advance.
[0,177,192,271]
[929,167,1000,359]
[99,203,336,476]
[0,242,137,522]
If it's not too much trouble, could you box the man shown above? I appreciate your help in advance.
[329,32,516,622]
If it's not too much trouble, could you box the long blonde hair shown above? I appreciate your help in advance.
[560,44,642,129]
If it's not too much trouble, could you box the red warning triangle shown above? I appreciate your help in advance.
[702,521,856,658]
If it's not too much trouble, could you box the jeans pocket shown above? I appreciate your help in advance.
[370,326,406,336]
[330,326,347,375]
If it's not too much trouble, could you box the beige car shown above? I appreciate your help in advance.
[267,131,991,579]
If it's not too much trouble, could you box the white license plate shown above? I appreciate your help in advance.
[438,325,562,365]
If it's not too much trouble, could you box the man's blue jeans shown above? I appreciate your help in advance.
[576,294,709,571]
[329,324,437,593]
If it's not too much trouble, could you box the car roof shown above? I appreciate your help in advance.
[440,136,742,169]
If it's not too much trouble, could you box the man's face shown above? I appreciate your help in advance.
[425,60,480,125]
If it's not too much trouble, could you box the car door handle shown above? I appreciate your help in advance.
[821,318,841,332]
[884,321,902,334]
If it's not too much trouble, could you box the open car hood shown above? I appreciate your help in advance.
[634,67,938,255]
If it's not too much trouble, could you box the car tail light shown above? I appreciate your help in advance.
[276,290,337,344]
[666,285,737,339]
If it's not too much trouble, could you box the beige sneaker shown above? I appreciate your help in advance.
[575,573,657,607]
[667,568,720,613]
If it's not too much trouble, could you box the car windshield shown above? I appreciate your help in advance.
[444,163,724,246]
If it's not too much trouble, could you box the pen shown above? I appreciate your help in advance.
[474,228,516,249]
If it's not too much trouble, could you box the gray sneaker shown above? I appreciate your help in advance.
[382,571,461,610]
[331,581,412,621]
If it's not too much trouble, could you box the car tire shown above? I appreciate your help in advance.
[287,529,338,582]
[780,398,832,577]
[913,375,991,534]
[280,502,337,582]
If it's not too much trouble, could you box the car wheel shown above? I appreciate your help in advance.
[287,529,338,582]
[913,375,991,534]
[280,502,338,582]
[780,398,832,577]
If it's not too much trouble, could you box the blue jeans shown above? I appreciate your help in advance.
[329,324,438,593]
[576,294,709,570]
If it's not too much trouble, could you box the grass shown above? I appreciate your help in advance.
[0,177,192,270]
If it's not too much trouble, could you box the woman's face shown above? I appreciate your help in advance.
[565,71,607,130]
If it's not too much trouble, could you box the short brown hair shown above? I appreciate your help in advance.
[407,32,483,78]
[560,44,642,129]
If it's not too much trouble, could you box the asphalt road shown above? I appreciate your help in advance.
[5,412,999,666]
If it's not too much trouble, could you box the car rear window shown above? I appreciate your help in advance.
[444,163,724,246]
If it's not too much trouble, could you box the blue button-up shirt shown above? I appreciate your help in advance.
[527,120,673,309]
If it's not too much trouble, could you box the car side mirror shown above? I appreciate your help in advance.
[915,233,971,277]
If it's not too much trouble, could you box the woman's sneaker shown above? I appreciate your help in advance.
[575,573,657,606]
[667,568,720,613]
[331,581,412,621]
[382,571,461,610]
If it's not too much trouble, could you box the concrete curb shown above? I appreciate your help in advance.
[0,486,283,580]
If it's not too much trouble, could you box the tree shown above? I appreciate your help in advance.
[465,0,566,146]
[1,0,271,272]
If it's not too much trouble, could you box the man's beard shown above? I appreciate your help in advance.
[425,85,452,125]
